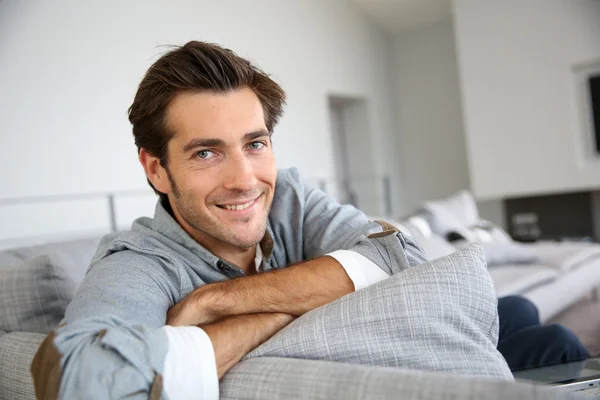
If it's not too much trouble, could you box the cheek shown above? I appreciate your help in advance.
[182,170,217,205]
[253,154,277,185]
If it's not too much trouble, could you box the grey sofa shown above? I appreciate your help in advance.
[413,190,600,323]
[0,236,576,399]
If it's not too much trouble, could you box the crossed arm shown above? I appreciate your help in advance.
[167,256,355,378]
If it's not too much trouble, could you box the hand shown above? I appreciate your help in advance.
[166,283,226,326]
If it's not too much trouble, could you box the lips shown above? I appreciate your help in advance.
[216,194,261,211]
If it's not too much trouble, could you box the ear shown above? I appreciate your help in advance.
[139,149,170,195]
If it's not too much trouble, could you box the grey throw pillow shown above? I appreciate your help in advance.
[247,243,512,379]
[0,254,83,333]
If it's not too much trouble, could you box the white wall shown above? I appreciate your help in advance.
[391,18,506,225]
[0,0,399,241]
[453,0,600,199]
[392,19,471,213]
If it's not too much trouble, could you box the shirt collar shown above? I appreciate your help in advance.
[254,244,263,272]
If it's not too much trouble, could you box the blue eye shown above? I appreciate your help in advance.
[248,141,265,150]
[196,150,215,159]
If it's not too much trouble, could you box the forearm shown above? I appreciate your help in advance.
[171,254,370,327]
[202,312,294,378]
[216,255,354,317]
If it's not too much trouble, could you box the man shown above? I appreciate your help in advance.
[31,41,427,399]
[30,41,586,399]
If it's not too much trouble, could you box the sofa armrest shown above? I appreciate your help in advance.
[221,357,573,400]
[0,333,574,400]
[0,332,45,400]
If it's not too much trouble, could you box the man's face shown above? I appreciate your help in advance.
[160,87,277,251]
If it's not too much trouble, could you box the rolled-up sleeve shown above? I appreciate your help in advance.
[300,181,427,276]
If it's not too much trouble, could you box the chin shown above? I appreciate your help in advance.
[229,230,264,248]
[229,239,260,249]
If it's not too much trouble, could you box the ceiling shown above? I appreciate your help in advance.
[351,0,452,35]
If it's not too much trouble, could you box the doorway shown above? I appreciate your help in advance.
[328,95,384,215]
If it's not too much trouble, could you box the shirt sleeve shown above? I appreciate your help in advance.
[293,170,427,275]
[30,252,218,400]
[327,250,390,291]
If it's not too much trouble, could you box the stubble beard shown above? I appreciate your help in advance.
[167,171,270,249]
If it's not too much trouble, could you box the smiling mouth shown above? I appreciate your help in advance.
[216,195,260,211]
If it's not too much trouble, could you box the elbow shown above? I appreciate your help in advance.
[30,328,107,399]
[30,330,63,399]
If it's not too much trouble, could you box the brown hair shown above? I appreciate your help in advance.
[128,41,286,200]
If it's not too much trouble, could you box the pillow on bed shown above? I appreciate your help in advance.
[422,205,476,242]
[474,220,513,244]
[0,252,86,333]
[246,244,512,379]
[422,191,480,241]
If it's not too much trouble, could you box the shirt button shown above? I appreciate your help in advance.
[217,260,225,269]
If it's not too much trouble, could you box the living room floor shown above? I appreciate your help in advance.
[550,290,600,357]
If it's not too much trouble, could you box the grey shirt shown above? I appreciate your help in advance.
[32,168,426,399]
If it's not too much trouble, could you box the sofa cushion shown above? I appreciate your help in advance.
[0,252,86,334]
[0,332,45,400]
[482,243,537,266]
[247,244,512,379]
[223,357,569,400]
[453,241,538,267]
[488,265,559,298]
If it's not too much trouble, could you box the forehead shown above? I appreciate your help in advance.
[166,87,266,144]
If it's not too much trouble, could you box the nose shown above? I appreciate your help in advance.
[222,150,258,191]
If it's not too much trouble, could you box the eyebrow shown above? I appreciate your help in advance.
[183,130,271,153]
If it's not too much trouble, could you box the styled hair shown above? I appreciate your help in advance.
[128,41,286,200]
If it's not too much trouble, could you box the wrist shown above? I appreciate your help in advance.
[274,312,295,326]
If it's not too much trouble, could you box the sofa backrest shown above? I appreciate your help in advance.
[0,236,101,272]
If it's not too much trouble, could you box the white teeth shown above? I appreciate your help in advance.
[222,199,254,211]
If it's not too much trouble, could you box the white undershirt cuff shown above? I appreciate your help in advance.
[327,250,390,291]
[162,325,219,400]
